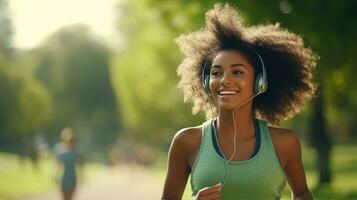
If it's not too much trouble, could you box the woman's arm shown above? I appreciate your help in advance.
[161,129,193,200]
[283,132,313,200]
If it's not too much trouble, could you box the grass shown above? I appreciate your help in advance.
[0,152,55,200]
[0,152,104,200]
[309,144,357,200]
[153,144,357,200]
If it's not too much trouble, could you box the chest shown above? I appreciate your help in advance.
[188,132,287,170]
[216,137,257,161]
[190,142,286,199]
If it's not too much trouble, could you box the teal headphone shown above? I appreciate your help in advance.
[202,50,268,95]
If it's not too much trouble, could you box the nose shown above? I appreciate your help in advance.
[220,72,233,85]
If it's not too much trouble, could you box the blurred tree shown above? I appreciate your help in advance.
[0,0,13,56]
[116,0,357,185]
[112,0,203,145]
[0,0,52,156]
[0,56,53,155]
[28,25,120,153]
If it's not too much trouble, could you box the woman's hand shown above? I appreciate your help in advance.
[195,183,222,200]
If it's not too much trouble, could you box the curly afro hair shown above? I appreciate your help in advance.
[175,3,317,125]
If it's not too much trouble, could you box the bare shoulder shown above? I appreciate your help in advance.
[173,126,202,148]
[268,127,302,168]
[162,126,203,199]
[170,126,202,166]
[268,127,301,146]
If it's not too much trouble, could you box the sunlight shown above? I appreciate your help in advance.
[9,0,120,49]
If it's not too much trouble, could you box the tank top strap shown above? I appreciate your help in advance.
[190,119,215,176]
[257,119,277,157]
[257,119,287,186]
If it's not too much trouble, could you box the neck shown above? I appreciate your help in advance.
[216,103,255,139]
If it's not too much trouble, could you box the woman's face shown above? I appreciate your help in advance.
[209,50,255,111]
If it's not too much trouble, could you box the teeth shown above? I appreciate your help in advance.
[219,91,237,95]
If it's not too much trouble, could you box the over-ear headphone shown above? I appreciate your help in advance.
[201,50,268,95]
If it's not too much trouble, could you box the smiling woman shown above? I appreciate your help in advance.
[209,50,256,111]
[9,0,118,49]
[162,3,317,200]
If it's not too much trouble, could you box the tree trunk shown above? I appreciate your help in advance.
[310,87,332,185]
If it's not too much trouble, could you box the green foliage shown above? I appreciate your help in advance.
[0,0,52,158]
[0,55,53,135]
[39,26,116,116]
[15,75,53,133]
[26,25,120,152]
[0,0,13,56]
[112,0,203,144]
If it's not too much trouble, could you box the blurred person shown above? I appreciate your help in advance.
[54,127,84,200]
[162,3,316,200]
[29,143,40,171]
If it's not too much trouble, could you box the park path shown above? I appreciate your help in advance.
[15,164,163,200]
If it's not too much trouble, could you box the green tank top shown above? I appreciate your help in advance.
[190,119,286,200]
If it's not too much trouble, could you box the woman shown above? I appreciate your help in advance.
[54,127,84,200]
[162,3,316,200]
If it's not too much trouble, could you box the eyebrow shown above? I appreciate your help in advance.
[211,64,247,69]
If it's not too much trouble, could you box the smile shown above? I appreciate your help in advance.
[218,90,238,95]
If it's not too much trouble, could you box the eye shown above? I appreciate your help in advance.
[232,70,244,76]
[211,70,222,77]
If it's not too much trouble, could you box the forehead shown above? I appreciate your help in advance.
[212,50,253,69]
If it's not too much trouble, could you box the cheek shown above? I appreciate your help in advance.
[233,80,254,96]
[209,78,219,91]
[209,79,220,103]
[240,79,254,90]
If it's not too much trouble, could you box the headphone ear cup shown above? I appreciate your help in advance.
[202,62,212,95]
[204,73,211,94]
[254,73,264,94]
